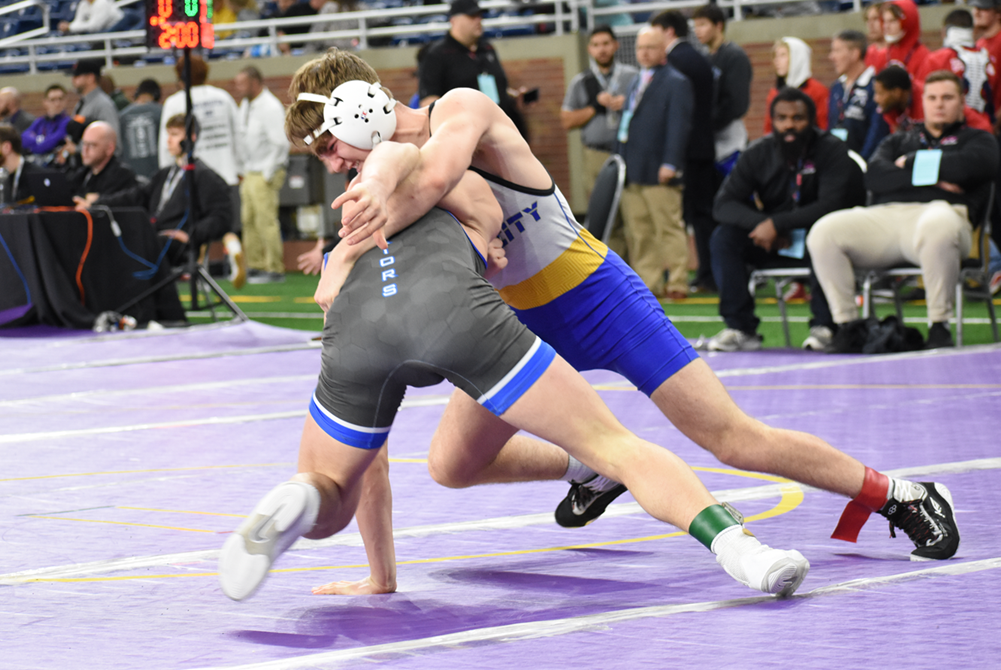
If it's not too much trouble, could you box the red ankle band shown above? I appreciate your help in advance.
[831,467,889,543]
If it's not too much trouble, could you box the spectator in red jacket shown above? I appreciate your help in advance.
[764,36,828,133]
[869,0,930,81]
[973,0,1001,115]
[864,3,886,67]
[920,8,997,130]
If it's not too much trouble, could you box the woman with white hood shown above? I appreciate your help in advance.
[763,36,829,133]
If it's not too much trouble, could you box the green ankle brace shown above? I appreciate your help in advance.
[689,504,740,550]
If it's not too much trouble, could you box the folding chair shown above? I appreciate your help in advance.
[859,183,998,346]
[583,154,625,245]
[747,267,813,348]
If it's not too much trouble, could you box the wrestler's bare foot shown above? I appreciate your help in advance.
[312,575,397,595]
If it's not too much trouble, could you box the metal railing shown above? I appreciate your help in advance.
[0,0,51,48]
[0,0,855,75]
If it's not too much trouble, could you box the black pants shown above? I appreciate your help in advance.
[710,223,833,334]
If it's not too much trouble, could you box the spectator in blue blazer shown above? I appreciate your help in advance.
[614,26,693,300]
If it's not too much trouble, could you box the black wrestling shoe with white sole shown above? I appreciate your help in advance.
[879,482,959,561]
[555,475,628,528]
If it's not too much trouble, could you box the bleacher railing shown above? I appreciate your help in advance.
[0,0,51,47]
[0,0,858,75]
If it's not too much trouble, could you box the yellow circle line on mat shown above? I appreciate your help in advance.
[24,469,802,583]
[117,506,247,518]
[24,516,219,534]
[3,459,441,485]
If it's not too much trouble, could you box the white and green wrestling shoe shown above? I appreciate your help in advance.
[694,503,810,596]
[219,481,321,601]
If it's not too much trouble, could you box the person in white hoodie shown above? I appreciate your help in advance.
[763,36,829,134]
[159,54,245,235]
[58,0,124,34]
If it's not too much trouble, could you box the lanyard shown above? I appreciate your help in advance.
[589,61,614,90]
[10,159,22,198]
[790,159,813,205]
[156,165,185,216]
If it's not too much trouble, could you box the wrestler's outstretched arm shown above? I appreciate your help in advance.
[312,444,398,595]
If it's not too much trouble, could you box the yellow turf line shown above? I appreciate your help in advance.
[23,471,801,583]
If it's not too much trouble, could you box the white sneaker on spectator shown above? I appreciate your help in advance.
[782,281,809,302]
[224,232,246,290]
[990,271,1001,296]
[706,328,762,352]
[802,325,833,351]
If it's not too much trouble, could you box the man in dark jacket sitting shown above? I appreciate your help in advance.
[807,70,999,349]
[705,87,867,352]
[70,121,137,199]
[80,114,232,266]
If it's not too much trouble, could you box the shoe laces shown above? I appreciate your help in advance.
[569,475,614,512]
[884,496,943,547]
[567,481,596,513]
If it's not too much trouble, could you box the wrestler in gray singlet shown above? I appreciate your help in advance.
[309,207,555,449]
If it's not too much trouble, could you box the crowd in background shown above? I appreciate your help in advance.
[559,0,1001,352]
[0,54,291,301]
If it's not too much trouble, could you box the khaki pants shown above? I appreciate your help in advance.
[241,169,286,274]
[807,201,972,324]
[617,182,688,294]
[582,146,612,203]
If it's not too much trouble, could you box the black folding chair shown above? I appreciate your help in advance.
[584,154,626,245]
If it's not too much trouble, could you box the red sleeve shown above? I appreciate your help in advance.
[763,87,777,134]
[910,78,924,121]
[907,44,931,82]
[977,35,1001,113]
[867,45,887,72]
[919,48,958,85]
[805,79,829,130]
[965,106,993,132]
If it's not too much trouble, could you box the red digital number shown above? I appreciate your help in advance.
[157,20,204,48]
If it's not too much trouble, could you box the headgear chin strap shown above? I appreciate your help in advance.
[297,80,398,150]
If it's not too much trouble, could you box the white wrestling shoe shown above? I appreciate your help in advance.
[219,481,320,601]
[712,525,810,596]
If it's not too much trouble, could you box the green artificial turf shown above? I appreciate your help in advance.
[188,272,1001,348]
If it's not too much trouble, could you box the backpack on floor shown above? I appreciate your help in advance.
[829,315,925,354]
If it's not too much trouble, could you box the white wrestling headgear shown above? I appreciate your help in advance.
[297,80,398,150]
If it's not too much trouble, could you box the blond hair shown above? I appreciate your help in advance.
[285,48,395,150]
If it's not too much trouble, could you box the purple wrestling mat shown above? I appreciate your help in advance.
[3,320,1000,669]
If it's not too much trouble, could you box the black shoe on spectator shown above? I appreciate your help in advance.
[925,322,954,349]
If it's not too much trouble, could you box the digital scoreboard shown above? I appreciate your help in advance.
[146,0,215,50]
